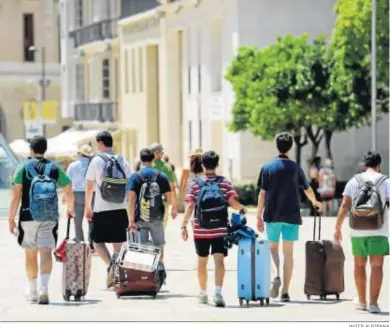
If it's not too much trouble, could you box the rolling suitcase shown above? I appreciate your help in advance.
[114,232,161,299]
[237,237,271,307]
[304,212,345,300]
[62,219,92,301]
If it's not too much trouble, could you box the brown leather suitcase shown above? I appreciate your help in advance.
[113,232,161,299]
[114,265,159,299]
[304,212,345,300]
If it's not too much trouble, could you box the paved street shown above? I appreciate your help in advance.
[0,212,388,322]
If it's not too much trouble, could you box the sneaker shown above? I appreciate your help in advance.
[198,293,208,305]
[38,290,49,305]
[214,294,226,307]
[355,301,367,311]
[25,288,38,303]
[280,293,290,302]
[368,303,381,314]
[270,277,281,298]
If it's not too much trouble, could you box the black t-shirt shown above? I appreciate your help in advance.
[13,158,62,222]
[257,157,309,225]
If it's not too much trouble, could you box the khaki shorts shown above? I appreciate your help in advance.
[18,220,58,250]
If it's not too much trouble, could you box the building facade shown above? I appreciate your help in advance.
[60,0,122,151]
[118,0,338,180]
[0,0,71,142]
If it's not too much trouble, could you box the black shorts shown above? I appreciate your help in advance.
[90,209,128,243]
[194,238,228,257]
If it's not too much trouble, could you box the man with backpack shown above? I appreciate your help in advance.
[181,150,247,307]
[8,136,75,304]
[127,148,172,284]
[84,131,132,288]
[334,151,389,314]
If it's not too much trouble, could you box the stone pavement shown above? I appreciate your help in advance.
[0,213,388,322]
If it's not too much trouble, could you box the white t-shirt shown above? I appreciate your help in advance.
[343,171,390,237]
[85,152,132,213]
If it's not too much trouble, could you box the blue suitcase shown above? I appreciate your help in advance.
[237,237,271,307]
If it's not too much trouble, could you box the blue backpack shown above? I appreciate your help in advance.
[25,160,59,221]
[195,177,228,229]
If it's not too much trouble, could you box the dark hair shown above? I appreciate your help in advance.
[364,151,382,168]
[29,136,47,155]
[135,159,141,171]
[96,131,113,147]
[140,148,155,163]
[276,132,293,154]
[202,151,219,170]
[163,154,169,162]
[190,156,203,174]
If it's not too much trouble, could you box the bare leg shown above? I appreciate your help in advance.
[25,249,38,281]
[94,242,111,265]
[37,248,53,304]
[197,256,208,291]
[281,241,294,294]
[354,256,367,306]
[269,242,281,298]
[369,255,384,305]
[213,253,225,290]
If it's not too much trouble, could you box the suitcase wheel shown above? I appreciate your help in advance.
[306,294,311,300]
[63,290,71,302]
[260,299,264,306]
[116,294,120,299]
[152,292,157,299]
[320,294,327,301]
[336,294,340,301]
[246,300,250,307]
[265,298,270,306]
[239,298,244,307]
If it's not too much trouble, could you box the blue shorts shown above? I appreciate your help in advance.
[266,222,299,243]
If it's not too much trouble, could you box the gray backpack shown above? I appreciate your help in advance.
[350,174,388,230]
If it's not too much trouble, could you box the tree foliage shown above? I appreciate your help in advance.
[226,34,332,163]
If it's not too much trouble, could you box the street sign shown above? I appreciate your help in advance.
[23,101,57,124]
[24,122,44,139]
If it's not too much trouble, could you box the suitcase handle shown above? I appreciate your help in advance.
[313,210,322,241]
[66,217,72,240]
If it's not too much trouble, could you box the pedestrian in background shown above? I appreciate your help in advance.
[163,154,178,187]
[318,158,337,216]
[150,143,178,227]
[179,148,204,202]
[66,144,93,242]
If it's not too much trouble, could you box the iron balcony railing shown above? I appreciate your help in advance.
[69,18,119,48]
[121,0,158,18]
[74,102,117,123]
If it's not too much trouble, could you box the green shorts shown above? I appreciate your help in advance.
[351,236,389,257]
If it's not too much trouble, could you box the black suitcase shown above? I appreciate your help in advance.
[304,212,345,300]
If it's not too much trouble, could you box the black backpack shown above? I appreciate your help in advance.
[98,153,127,204]
[350,174,388,230]
[138,171,164,221]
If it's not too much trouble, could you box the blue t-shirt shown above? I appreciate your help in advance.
[257,157,309,225]
[126,167,171,221]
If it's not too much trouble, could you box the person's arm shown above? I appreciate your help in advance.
[8,184,22,235]
[179,169,190,195]
[57,166,74,216]
[84,159,96,220]
[299,167,322,210]
[256,189,266,221]
[166,167,178,217]
[334,180,354,241]
[128,190,137,230]
[225,178,246,212]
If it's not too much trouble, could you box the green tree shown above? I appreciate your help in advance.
[226,34,331,164]
[328,0,389,159]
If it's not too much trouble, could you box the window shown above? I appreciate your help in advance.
[139,47,143,92]
[75,63,85,101]
[75,0,83,27]
[102,59,110,99]
[23,14,34,62]
[125,50,129,93]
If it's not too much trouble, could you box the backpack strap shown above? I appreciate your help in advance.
[98,153,126,179]
[354,174,365,188]
[43,162,52,176]
[25,160,39,179]
[374,175,388,188]
[194,178,205,188]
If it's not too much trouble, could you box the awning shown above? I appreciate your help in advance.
[9,139,30,159]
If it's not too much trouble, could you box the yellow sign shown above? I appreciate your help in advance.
[23,101,57,123]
